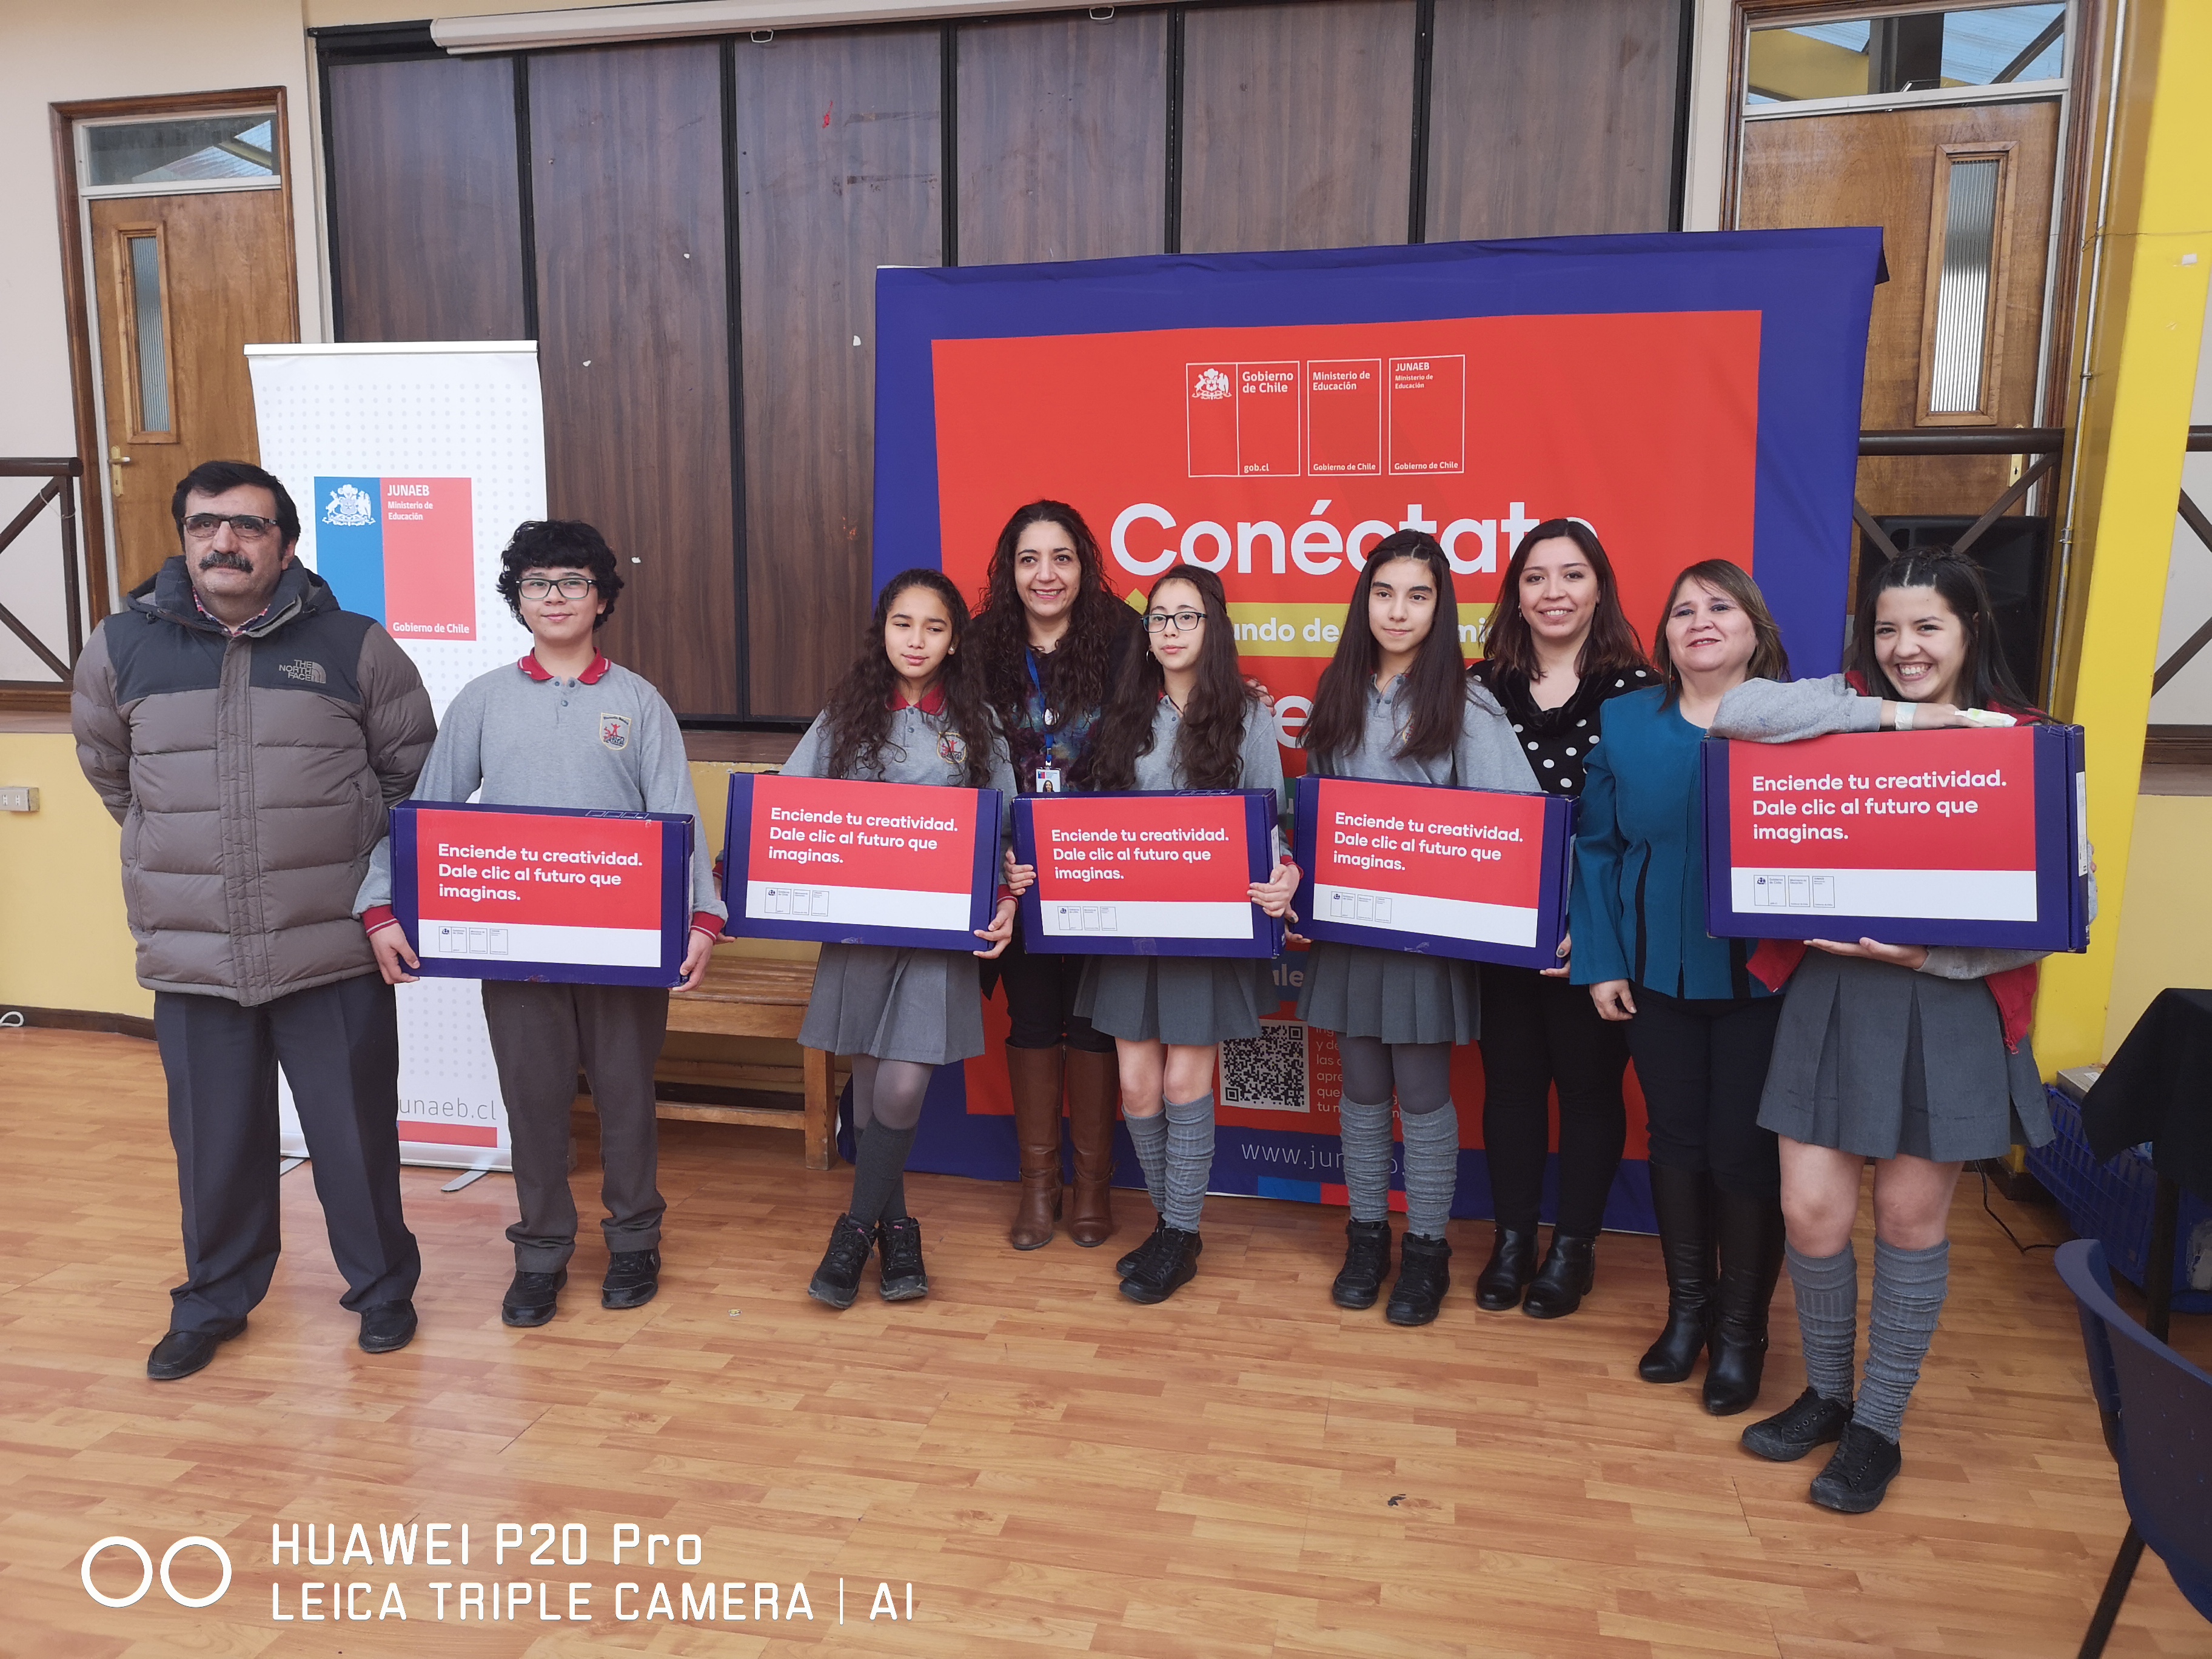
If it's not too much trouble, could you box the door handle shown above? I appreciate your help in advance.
[109,447,130,498]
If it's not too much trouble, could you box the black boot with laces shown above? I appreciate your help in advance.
[1332,1218,1394,1310]
[1385,1233,1452,1327]
[876,1218,930,1302]
[1809,1419,1903,1513]
[1120,1226,1201,1304]
[808,1214,876,1310]
[1740,1387,1851,1463]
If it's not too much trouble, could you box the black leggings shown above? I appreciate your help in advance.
[1476,963,1630,1236]
[993,923,1113,1053]
[1623,984,1783,1201]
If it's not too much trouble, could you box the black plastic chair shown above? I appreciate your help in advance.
[2054,1239,2212,1657]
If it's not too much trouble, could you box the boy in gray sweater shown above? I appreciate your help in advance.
[356,521,723,1327]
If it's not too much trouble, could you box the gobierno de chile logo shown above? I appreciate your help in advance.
[1190,367,1232,401]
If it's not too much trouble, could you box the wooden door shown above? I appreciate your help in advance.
[90,189,297,597]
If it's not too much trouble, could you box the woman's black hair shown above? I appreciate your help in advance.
[820,568,996,788]
[1081,565,1256,791]
[495,520,626,629]
[1480,517,1649,683]
[1850,547,2036,712]
[1301,531,1469,767]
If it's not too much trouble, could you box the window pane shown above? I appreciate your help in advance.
[1747,4,2063,106]
[128,235,170,432]
[85,114,278,187]
[1929,159,2001,414]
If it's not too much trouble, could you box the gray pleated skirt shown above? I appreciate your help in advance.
[1074,954,1273,1046]
[798,943,985,1066]
[1295,941,1478,1047]
[1757,951,2054,1163]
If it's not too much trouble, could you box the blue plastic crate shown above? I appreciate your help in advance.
[2028,1088,2212,1315]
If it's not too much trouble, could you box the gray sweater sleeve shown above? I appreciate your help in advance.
[354,682,486,916]
[779,712,833,780]
[1918,845,2100,977]
[1712,674,1883,742]
[633,688,725,923]
[1455,682,1542,793]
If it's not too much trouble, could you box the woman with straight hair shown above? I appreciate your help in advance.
[1066,564,1300,1303]
[1571,559,1791,1416]
[786,569,1023,1310]
[970,503,1143,1252]
[1712,549,2076,1513]
[1467,518,1654,1317]
[1298,529,1540,1328]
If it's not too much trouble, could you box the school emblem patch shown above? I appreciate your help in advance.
[600,713,631,751]
[937,730,968,767]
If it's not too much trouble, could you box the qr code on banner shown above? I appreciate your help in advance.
[1221,1019,1309,1113]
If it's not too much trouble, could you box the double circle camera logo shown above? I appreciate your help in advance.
[81,1536,233,1608]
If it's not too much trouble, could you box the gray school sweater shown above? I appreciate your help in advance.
[1124,692,1287,803]
[1306,675,1541,794]
[355,652,725,925]
[780,702,1018,828]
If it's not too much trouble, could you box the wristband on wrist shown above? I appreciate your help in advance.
[1893,700,1915,730]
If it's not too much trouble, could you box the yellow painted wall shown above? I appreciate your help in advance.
[2103,792,2212,1053]
[0,734,149,1019]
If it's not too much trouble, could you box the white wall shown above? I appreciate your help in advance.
[2147,280,2212,725]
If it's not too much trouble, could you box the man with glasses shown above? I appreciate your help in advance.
[72,460,435,1379]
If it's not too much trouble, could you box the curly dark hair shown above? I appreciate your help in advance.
[1081,566,1256,791]
[820,568,996,788]
[967,501,1139,776]
[1301,531,1470,768]
[495,520,625,629]
[1480,517,1649,684]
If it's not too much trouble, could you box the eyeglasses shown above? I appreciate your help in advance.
[1145,609,1205,634]
[517,576,599,600]
[181,514,279,541]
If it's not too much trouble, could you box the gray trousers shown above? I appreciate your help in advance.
[481,980,671,1271]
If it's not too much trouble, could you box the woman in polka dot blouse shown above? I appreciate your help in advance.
[1466,518,1652,1319]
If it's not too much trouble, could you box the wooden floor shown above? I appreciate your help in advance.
[2,1029,2205,1658]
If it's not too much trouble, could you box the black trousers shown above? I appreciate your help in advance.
[153,975,420,1334]
[1624,984,1784,1200]
[1477,963,1631,1236]
[993,922,1113,1053]
[481,980,671,1272]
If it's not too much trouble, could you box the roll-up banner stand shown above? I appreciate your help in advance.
[247,341,546,1172]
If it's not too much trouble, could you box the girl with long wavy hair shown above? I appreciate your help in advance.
[968,503,1143,1254]
[784,569,1023,1310]
[1296,530,1540,1329]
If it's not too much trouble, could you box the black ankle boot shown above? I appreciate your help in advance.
[1119,1218,1202,1280]
[1522,1233,1597,1320]
[1473,1226,1539,1311]
[1386,1234,1452,1326]
[1121,1227,1201,1304]
[1640,1164,1715,1383]
[876,1218,929,1302]
[1332,1219,1394,1310]
[808,1214,876,1310]
[1704,1187,1786,1416]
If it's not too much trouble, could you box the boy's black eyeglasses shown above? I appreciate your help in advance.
[517,577,600,600]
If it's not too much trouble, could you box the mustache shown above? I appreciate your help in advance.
[196,551,255,572]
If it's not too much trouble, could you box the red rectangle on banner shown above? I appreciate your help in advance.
[1725,728,2037,872]
[398,1120,501,1147]
[1236,361,1301,476]
[747,775,981,894]
[1311,777,1549,905]
[1028,794,1255,903]
[1187,363,1239,477]
[380,477,476,640]
[414,807,663,929]
[1389,355,1466,474]
[1306,359,1382,475]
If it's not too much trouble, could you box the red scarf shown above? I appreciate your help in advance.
[1744,672,2042,1051]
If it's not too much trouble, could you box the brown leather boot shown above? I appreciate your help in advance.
[1006,1045,1065,1250]
[1064,1046,1121,1247]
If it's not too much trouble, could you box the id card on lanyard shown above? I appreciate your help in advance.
[1028,649,1062,793]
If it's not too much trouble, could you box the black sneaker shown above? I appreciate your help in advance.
[876,1218,930,1302]
[1120,1227,1201,1304]
[1385,1234,1452,1327]
[808,1214,876,1310]
[602,1248,660,1311]
[1809,1419,1903,1513]
[1331,1218,1394,1310]
[1741,1388,1851,1462]
[502,1268,568,1328]
[1118,1219,1203,1280]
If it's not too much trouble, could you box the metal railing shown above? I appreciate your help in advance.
[0,458,85,691]
[1853,426,2063,565]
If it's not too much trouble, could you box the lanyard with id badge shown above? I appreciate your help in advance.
[1028,649,1063,793]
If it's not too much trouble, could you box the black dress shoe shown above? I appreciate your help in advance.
[503,1268,568,1327]
[1331,1218,1394,1310]
[602,1249,660,1310]
[1809,1419,1903,1513]
[1523,1233,1598,1320]
[147,1323,243,1382]
[1741,1388,1852,1462]
[808,1214,876,1310]
[1120,1226,1200,1304]
[358,1301,417,1354]
[1474,1227,1539,1311]
[876,1218,930,1302]
[1386,1234,1452,1327]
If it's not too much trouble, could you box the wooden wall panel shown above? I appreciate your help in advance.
[736,28,941,718]
[530,42,737,719]
[1180,0,1415,255]
[956,12,1168,266]
[1426,0,1683,241]
[326,57,525,343]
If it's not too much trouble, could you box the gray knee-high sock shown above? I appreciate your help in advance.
[1398,1102,1460,1242]
[1338,1098,1395,1225]
[1855,1238,1951,1442]
[1786,1241,1858,1406]
[1126,1111,1168,1215]
[1161,1093,1215,1233]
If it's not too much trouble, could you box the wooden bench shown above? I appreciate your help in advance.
[654,951,840,1169]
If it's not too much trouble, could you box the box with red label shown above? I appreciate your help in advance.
[1013,791,1284,958]
[1701,723,2090,951]
[1290,775,1573,969]
[390,801,695,987]
[723,773,1002,951]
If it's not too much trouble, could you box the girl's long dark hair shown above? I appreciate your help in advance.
[821,568,995,788]
[1301,531,1469,766]
[1082,566,1255,791]
[1481,517,1648,683]
[967,501,1136,772]
[1849,547,2036,713]
[1651,559,1790,700]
